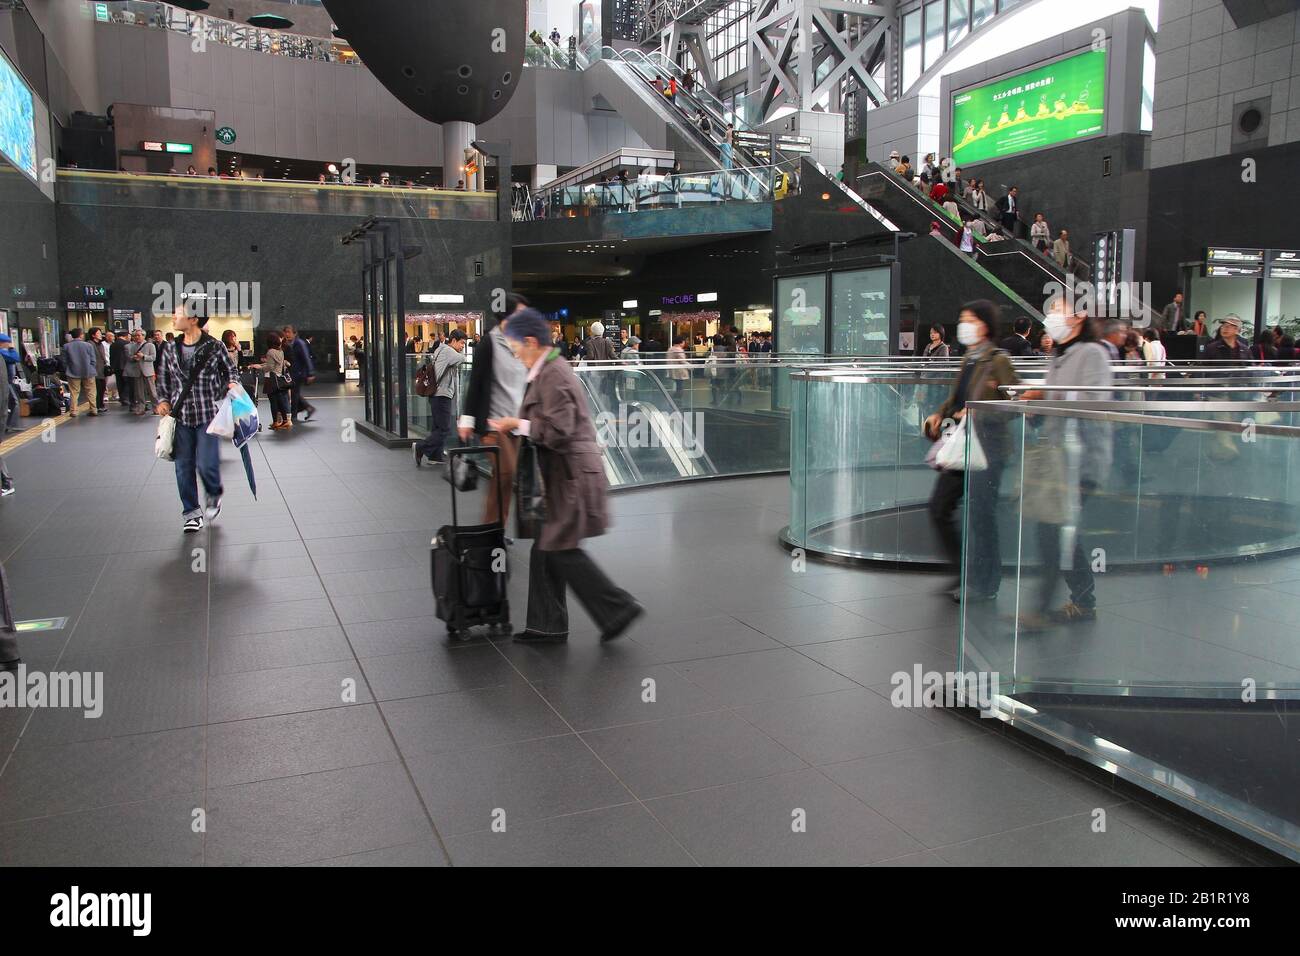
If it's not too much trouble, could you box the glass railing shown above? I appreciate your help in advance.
[785,365,1300,565]
[958,398,1300,861]
[55,170,495,220]
[96,1,358,64]
[528,165,782,218]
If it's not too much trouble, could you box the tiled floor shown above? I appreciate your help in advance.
[0,395,1258,866]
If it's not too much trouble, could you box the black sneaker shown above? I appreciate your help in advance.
[183,515,204,534]
[412,445,422,468]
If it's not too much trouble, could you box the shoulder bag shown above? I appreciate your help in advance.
[155,340,218,461]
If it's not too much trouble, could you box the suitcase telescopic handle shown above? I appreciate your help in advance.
[445,443,500,529]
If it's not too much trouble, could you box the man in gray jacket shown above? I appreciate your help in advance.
[413,328,467,465]
[125,329,158,415]
[61,329,99,418]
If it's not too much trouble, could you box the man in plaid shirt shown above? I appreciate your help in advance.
[155,303,239,533]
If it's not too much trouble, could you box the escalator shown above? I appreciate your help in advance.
[575,364,717,487]
[585,48,796,199]
[800,159,1046,323]
[851,163,1155,321]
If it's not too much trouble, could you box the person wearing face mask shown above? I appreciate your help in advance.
[1017,297,1113,630]
[924,301,1020,602]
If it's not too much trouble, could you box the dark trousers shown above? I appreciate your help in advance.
[269,388,291,419]
[416,395,453,460]
[291,379,314,417]
[929,465,1004,596]
[525,543,636,636]
[118,374,134,407]
[173,422,223,518]
[1035,485,1097,613]
[95,377,106,410]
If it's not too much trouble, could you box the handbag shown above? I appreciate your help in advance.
[935,416,988,472]
[514,439,548,539]
[446,447,480,492]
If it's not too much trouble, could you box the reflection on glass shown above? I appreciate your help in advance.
[776,276,827,355]
[831,268,891,355]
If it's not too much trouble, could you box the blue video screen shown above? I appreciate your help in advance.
[0,48,37,181]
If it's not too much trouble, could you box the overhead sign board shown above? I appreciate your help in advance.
[1204,247,1265,278]
[1267,249,1300,279]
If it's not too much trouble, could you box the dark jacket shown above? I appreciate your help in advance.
[109,337,127,374]
[937,345,1020,457]
[520,350,609,551]
[1202,336,1251,361]
[998,333,1033,357]
[584,335,615,361]
[286,336,315,378]
[462,324,497,436]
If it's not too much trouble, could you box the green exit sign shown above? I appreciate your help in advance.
[164,142,194,154]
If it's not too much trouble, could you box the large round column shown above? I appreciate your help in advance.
[443,120,477,190]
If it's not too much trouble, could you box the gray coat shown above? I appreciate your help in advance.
[519,351,609,551]
[1043,339,1114,487]
[124,341,156,378]
[62,339,98,379]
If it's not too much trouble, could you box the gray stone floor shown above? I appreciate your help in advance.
[0,395,1258,865]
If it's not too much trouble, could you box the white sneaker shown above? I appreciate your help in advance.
[183,514,204,534]
[205,495,222,523]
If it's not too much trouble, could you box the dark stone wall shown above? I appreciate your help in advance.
[53,202,510,363]
[0,167,61,316]
[956,133,1149,282]
[1145,140,1300,307]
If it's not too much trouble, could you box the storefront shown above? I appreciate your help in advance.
[337,312,364,379]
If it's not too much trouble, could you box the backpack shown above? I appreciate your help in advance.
[414,363,436,396]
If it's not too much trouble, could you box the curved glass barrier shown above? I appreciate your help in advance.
[958,399,1300,861]
[785,367,1300,565]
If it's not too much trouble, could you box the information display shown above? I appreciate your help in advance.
[1205,247,1265,278]
[0,47,37,181]
[951,48,1106,166]
[1267,250,1300,279]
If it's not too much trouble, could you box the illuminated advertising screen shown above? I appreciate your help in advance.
[0,47,38,181]
[951,47,1106,167]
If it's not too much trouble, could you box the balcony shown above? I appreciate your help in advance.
[55,170,496,221]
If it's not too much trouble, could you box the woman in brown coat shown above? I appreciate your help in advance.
[488,309,643,643]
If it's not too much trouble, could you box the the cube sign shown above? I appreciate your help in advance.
[216,127,237,146]
[95,3,109,22]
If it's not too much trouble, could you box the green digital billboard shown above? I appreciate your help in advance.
[951,47,1107,166]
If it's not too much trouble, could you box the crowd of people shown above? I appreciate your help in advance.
[888,150,1089,277]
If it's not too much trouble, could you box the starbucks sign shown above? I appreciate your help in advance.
[215,126,237,145]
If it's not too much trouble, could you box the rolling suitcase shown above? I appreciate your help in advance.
[431,444,511,640]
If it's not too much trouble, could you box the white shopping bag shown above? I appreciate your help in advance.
[155,415,177,460]
[206,394,235,438]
